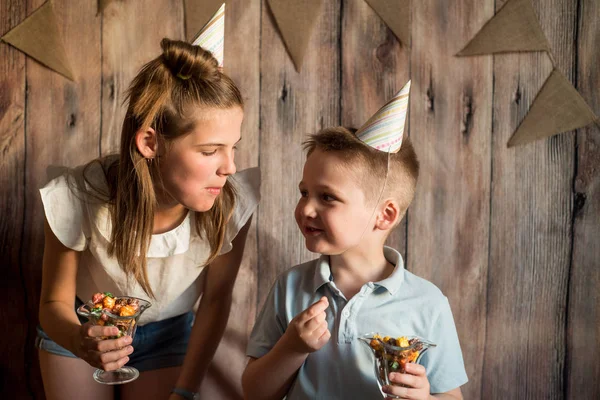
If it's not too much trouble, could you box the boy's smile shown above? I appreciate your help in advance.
[295,149,375,255]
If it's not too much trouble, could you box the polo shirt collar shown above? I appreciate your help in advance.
[311,246,405,294]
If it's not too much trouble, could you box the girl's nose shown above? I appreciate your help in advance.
[218,150,236,176]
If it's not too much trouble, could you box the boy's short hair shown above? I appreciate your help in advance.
[303,126,419,219]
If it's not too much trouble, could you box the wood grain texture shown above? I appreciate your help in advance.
[484,0,576,398]
[566,0,600,398]
[197,0,261,398]
[408,1,493,398]
[340,0,410,257]
[0,1,598,398]
[257,0,341,308]
[100,0,184,155]
[18,0,101,398]
[0,1,28,398]
[407,0,493,398]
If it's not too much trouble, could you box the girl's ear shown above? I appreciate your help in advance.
[135,127,158,159]
[375,199,400,231]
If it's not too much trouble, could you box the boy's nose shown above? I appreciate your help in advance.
[300,199,318,219]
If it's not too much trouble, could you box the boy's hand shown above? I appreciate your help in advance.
[383,363,431,400]
[283,297,330,354]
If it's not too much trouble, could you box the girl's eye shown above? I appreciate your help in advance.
[201,150,217,156]
[299,190,308,197]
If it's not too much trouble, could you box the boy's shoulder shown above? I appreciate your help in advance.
[397,268,448,307]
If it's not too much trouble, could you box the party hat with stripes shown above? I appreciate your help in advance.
[192,3,225,67]
[356,80,411,153]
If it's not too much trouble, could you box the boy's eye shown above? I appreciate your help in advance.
[322,194,336,202]
[299,190,308,197]
[201,150,217,156]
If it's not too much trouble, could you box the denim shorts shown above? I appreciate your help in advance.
[35,310,194,373]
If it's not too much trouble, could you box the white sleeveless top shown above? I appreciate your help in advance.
[40,158,260,325]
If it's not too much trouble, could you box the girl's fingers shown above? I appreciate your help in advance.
[96,345,134,365]
[95,335,133,352]
[84,324,118,338]
[100,356,130,372]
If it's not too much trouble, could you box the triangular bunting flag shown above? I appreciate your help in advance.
[184,0,224,43]
[508,69,599,147]
[356,80,411,153]
[268,0,324,72]
[1,1,75,81]
[365,0,411,46]
[456,0,550,56]
[192,3,225,67]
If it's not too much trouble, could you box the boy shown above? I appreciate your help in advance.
[243,83,467,399]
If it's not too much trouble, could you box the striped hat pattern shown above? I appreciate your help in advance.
[192,3,225,67]
[356,80,411,153]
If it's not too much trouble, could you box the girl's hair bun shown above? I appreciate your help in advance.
[160,38,219,82]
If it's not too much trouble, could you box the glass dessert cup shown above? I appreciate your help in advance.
[77,296,151,385]
[359,333,436,398]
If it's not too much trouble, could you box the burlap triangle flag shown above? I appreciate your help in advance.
[457,0,550,56]
[508,69,599,147]
[267,0,324,72]
[1,1,75,81]
[192,3,225,67]
[184,0,224,42]
[365,0,411,46]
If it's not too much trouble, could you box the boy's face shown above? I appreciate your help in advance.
[295,149,376,255]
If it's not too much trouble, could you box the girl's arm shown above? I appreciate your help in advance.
[170,216,253,397]
[39,219,132,370]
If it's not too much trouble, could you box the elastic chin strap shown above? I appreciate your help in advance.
[358,148,391,243]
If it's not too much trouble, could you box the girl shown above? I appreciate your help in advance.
[36,38,260,400]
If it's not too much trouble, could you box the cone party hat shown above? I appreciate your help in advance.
[356,80,411,153]
[192,3,225,67]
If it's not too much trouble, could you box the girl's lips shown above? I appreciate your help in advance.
[206,187,222,195]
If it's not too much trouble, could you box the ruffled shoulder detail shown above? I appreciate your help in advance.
[219,167,261,255]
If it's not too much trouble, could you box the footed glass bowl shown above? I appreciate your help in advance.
[359,333,436,398]
[77,296,151,385]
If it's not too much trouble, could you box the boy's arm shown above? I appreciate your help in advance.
[242,298,330,400]
[242,342,307,400]
[432,387,463,399]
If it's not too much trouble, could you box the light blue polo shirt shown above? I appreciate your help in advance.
[247,246,468,399]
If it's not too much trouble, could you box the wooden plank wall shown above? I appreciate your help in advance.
[0,0,598,399]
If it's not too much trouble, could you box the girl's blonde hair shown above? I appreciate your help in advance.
[86,38,243,297]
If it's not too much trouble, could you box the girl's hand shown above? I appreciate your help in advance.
[383,363,431,400]
[282,297,330,354]
[74,321,134,371]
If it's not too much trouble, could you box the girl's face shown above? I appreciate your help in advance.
[157,107,243,212]
[294,149,375,255]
